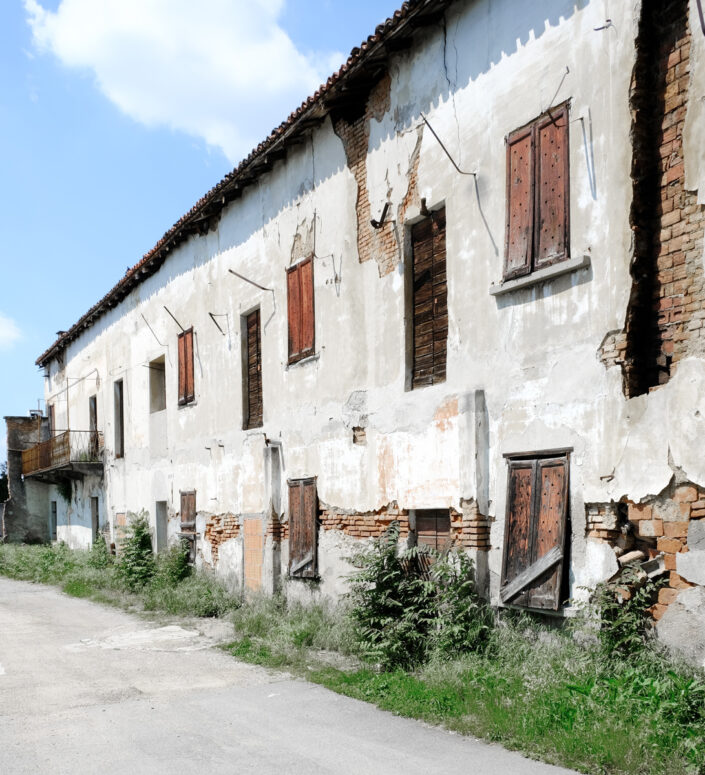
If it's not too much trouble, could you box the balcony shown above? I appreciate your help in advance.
[22,430,104,482]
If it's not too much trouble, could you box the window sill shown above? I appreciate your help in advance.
[489,255,591,297]
[177,400,197,410]
[286,352,320,371]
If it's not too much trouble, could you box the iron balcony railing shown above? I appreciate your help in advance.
[21,430,104,477]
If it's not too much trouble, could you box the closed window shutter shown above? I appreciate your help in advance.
[500,456,568,611]
[245,309,263,429]
[531,458,568,609]
[287,265,301,360]
[289,478,317,578]
[416,509,451,552]
[431,208,447,383]
[534,107,569,269]
[299,258,315,357]
[178,331,186,403]
[178,329,195,404]
[185,329,194,402]
[412,208,447,389]
[180,491,196,530]
[504,127,534,279]
[287,259,314,363]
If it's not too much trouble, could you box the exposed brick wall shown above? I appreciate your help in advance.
[620,0,705,395]
[450,499,491,550]
[320,501,410,539]
[586,480,703,621]
[333,74,422,278]
[204,512,240,565]
[266,512,288,542]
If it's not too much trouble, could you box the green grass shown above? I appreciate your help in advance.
[1,542,704,775]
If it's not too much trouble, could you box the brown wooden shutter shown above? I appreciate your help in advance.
[244,309,263,429]
[178,328,195,404]
[531,458,568,609]
[180,491,196,531]
[287,265,301,361]
[431,208,447,383]
[177,331,187,403]
[299,258,315,358]
[288,478,317,578]
[500,455,568,611]
[504,126,534,279]
[534,106,569,269]
[501,461,534,608]
[411,208,446,389]
[416,509,451,552]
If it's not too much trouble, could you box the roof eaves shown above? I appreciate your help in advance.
[36,0,453,368]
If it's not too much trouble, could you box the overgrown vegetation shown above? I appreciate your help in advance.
[348,521,491,669]
[0,522,703,775]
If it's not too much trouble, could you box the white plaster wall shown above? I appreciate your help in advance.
[39,0,705,603]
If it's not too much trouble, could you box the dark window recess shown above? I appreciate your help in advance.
[500,454,569,611]
[114,380,124,458]
[50,501,57,541]
[177,328,195,405]
[411,207,447,389]
[91,496,99,540]
[288,478,317,578]
[243,309,263,429]
[48,404,55,436]
[180,491,197,563]
[149,356,166,413]
[416,509,451,552]
[287,257,315,364]
[504,104,570,280]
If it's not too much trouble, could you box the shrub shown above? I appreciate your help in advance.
[117,511,155,591]
[153,541,191,587]
[88,533,113,569]
[347,521,491,670]
[585,566,665,658]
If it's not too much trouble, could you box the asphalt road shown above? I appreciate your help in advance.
[0,577,576,774]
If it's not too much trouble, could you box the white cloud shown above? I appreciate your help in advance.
[0,314,21,350]
[24,0,343,163]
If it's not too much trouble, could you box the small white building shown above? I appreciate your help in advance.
[7,0,705,662]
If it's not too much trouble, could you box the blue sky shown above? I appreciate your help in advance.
[0,0,400,464]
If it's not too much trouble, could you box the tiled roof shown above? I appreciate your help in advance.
[36,0,453,367]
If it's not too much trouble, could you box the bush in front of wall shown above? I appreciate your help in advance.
[347,521,492,670]
[117,511,155,591]
[152,540,191,587]
[88,533,113,569]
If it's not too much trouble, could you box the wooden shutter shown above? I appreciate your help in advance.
[299,258,315,358]
[416,509,451,551]
[178,329,194,404]
[287,259,314,363]
[178,331,186,403]
[501,461,534,607]
[288,478,317,578]
[504,126,534,279]
[534,106,569,269]
[531,458,569,609]
[287,264,301,361]
[180,491,196,531]
[244,309,263,429]
[411,208,447,389]
[500,455,568,611]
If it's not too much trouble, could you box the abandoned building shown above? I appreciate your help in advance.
[4,0,705,664]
